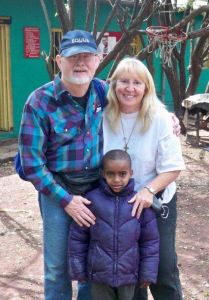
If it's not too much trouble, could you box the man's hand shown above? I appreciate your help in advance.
[128,188,153,219]
[170,113,181,136]
[64,195,96,227]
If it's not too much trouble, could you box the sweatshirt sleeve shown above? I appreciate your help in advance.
[138,208,160,284]
[68,221,90,281]
[156,110,185,173]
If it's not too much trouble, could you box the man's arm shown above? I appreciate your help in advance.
[20,102,72,205]
[20,99,96,226]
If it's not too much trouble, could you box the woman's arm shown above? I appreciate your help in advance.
[170,113,181,136]
[130,109,184,218]
[129,170,180,218]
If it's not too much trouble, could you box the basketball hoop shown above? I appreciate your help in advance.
[146,26,187,66]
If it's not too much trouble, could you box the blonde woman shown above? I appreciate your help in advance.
[103,57,185,300]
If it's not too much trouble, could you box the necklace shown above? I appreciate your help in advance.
[120,113,138,152]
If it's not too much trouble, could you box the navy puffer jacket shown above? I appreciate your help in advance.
[68,178,159,287]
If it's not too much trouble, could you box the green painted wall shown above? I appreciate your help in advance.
[0,0,117,139]
[0,1,208,139]
[0,0,58,139]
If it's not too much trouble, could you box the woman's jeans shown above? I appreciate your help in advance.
[39,193,92,300]
[133,193,183,300]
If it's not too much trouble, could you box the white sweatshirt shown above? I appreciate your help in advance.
[103,109,185,203]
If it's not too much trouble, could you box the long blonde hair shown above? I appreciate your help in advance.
[106,57,165,132]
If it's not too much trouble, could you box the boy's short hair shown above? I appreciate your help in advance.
[101,149,132,169]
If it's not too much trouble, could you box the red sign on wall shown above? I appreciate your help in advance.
[24,27,40,58]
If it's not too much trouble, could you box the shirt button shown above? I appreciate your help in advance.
[85,166,89,170]
[65,128,68,132]
[86,131,90,135]
[86,148,90,152]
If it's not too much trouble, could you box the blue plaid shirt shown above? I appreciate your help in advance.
[19,74,108,207]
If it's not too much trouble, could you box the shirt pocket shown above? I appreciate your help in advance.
[51,121,79,144]
[54,122,78,135]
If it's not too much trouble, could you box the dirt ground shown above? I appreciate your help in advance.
[0,134,209,300]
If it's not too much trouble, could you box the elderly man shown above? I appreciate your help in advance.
[19,30,108,300]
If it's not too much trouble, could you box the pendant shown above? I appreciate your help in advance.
[124,144,129,152]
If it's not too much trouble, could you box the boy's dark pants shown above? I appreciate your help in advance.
[91,283,135,300]
[133,193,183,300]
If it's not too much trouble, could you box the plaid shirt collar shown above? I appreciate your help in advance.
[53,73,69,101]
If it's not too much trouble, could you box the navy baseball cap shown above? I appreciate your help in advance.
[59,30,99,57]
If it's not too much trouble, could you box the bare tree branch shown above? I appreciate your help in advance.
[40,0,54,79]
[206,82,209,93]
[106,44,130,78]
[203,45,209,59]
[85,0,94,31]
[130,0,155,29]
[187,26,209,39]
[42,0,209,114]
[96,0,122,45]
[171,5,209,31]
[67,0,74,29]
[92,0,100,38]
[97,0,154,71]
[186,34,208,97]
[40,0,52,54]
[131,0,140,21]
[54,0,71,33]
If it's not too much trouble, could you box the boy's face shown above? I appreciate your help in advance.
[102,159,133,193]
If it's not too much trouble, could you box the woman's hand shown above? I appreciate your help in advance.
[128,188,153,219]
[170,113,181,136]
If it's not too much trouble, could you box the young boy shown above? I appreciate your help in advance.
[68,149,159,300]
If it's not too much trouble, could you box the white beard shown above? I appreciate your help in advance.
[66,74,92,85]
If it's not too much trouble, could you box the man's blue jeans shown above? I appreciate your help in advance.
[39,193,92,300]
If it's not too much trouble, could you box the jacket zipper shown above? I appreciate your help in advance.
[113,195,119,286]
